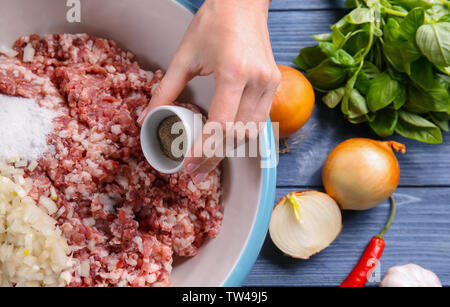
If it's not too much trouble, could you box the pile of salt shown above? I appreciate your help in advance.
[0,94,57,161]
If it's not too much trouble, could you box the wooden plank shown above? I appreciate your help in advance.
[275,102,450,187]
[269,10,344,66]
[185,0,202,9]
[187,0,346,10]
[244,187,450,286]
[270,0,346,10]
[268,10,450,187]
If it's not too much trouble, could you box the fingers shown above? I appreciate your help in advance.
[183,66,280,184]
[233,84,266,144]
[183,77,245,183]
[235,66,281,137]
[137,57,194,125]
[252,72,280,126]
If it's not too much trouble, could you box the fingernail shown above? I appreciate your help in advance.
[193,173,208,185]
[185,163,199,173]
[137,114,146,125]
[138,108,150,125]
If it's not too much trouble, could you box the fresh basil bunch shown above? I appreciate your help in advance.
[295,0,450,143]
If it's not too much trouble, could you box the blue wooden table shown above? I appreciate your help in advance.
[189,0,450,287]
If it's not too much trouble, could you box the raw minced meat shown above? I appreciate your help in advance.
[0,33,223,287]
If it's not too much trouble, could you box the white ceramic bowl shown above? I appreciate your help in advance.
[0,0,277,286]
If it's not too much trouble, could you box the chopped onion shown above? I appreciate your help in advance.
[83,217,96,227]
[80,260,90,277]
[6,155,20,164]
[14,159,28,168]
[22,43,35,62]
[39,196,58,215]
[28,160,38,171]
[0,160,74,287]
[50,186,57,200]
[269,191,342,259]
[0,45,18,58]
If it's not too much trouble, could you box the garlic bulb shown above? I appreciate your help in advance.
[380,264,442,287]
[269,191,342,259]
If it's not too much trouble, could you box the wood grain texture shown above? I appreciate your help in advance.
[269,10,344,65]
[186,0,202,9]
[268,10,450,187]
[244,188,450,286]
[270,0,346,10]
[188,0,346,10]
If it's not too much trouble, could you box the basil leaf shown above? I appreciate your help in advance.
[345,8,373,24]
[334,17,349,31]
[416,23,450,68]
[436,65,450,75]
[437,72,450,86]
[313,33,332,42]
[343,31,370,56]
[333,50,356,66]
[410,57,435,89]
[341,66,361,115]
[362,61,381,78]
[393,85,407,110]
[356,61,381,94]
[322,87,345,109]
[399,8,425,40]
[317,42,337,56]
[395,110,443,143]
[427,4,449,22]
[345,0,357,9]
[331,27,346,47]
[369,109,399,137]
[348,115,370,124]
[318,42,355,66]
[407,83,450,113]
[383,18,421,72]
[294,46,327,71]
[347,89,369,118]
[438,14,450,23]
[391,0,441,10]
[430,112,450,132]
[428,80,450,110]
[356,72,371,95]
[306,59,349,91]
[367,72,402,112]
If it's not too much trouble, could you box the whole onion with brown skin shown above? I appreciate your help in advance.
[322,138,405,210]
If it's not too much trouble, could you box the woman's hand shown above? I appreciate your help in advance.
[138,0,280,183]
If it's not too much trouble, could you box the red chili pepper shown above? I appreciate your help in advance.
[340,196,396,287]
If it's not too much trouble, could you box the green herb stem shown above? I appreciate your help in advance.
[356,10,375,64]
[383,8,407,18]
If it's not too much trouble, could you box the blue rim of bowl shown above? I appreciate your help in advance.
[174,0,277,286]
[223,121,277,286]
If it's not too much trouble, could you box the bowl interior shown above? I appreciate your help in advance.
[0,0,264,286]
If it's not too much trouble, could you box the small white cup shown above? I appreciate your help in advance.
[140,106,201,174]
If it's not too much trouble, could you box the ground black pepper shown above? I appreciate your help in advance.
[157,115,186,162]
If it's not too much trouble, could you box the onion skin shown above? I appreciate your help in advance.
[322,138,405,211]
